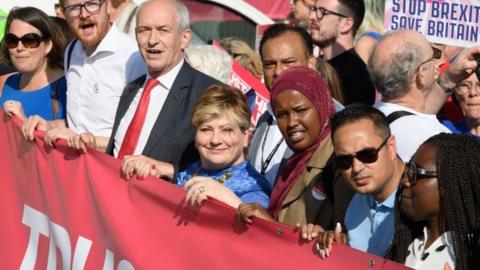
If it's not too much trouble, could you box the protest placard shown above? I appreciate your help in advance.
[385,0,480,47]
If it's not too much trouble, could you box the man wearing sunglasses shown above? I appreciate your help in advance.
[369,30,458,163]
[311,105,404,258]
[22,0,145,148]
[308,0,375,106]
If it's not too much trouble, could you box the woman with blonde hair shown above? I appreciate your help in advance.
[123,84,271,208]
[354,0,385,64]
[219,37,263,80]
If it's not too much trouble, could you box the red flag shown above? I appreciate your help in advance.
[0,112,408,269]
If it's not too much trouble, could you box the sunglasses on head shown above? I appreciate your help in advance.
[335,135,390,170]
[405,161,437,186]
[4,33,48,49]
[417,46,442,69]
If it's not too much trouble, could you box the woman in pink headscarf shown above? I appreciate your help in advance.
[238,66,353,229]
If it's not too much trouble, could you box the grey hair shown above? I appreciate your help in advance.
[174,0,190,32]
[137,0,190,32]
[186,45,232,84]
[368,32,424,100]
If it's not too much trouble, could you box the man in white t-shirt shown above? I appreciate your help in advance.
[23,0,145,146]
[369,30,480,162]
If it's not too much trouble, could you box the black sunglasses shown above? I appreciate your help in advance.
[335,136,390,170]
[417,46,442,69]
[309,6,349,20]
[4,33,48,49]
[405,161,437,186]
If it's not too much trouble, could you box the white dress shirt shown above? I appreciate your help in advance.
[253,104,290,186]
[65,24,146,137]
[113,60,184,157]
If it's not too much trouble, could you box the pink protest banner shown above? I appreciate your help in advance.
[385,0,480,47]
[0,112,408,269]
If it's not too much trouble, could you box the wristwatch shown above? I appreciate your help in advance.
[436,78,455,94]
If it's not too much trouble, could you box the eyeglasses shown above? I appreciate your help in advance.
[405,161,437,186]
[309,6,348,20]
[417,47,442,69]
[62,0,104,19]
[4,33,48,49]
[335,136,390,170]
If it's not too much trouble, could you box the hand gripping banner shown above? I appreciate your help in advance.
[0,112,407,270]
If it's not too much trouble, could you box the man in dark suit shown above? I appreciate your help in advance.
[104,0,218,181]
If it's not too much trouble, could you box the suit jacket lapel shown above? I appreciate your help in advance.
[142,62,192,156]
[116,75,146,127]
[107,74,146,155]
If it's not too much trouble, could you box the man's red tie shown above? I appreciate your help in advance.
[117,79,159,159]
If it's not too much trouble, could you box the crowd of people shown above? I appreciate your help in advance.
[1,0,480,269]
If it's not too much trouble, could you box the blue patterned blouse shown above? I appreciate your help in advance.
[177,161,271,208]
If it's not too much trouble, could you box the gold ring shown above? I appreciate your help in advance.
[199,186,205,193]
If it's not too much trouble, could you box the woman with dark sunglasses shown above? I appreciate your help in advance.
[237,66,353,229]
[388,133,480,269]
[0,7,69,121]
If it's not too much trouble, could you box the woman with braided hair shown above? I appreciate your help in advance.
[388,133,480,269]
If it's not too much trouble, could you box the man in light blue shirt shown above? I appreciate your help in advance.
[345,186,396,256]
[312,105,404,258]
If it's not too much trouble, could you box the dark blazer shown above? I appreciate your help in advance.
[106,62,220,180]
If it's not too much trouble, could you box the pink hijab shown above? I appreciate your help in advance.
[267,66,335,219]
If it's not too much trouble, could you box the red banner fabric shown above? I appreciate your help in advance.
[0,112,409,269]
[244,0,290,20]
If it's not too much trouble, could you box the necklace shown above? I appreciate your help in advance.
[216,171,233,184]
[193,166,233,184]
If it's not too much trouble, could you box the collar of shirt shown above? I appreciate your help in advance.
[368,188,397,209]
[374,100,421,115]
[267,102,277,121]
[419,227,454,251]
[406,228,455,268]
[147,59,185,90]
[88,24,126,58]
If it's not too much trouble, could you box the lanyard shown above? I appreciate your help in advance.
[260,125,284,175]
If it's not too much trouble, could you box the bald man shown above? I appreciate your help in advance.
[369,30,480,161]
